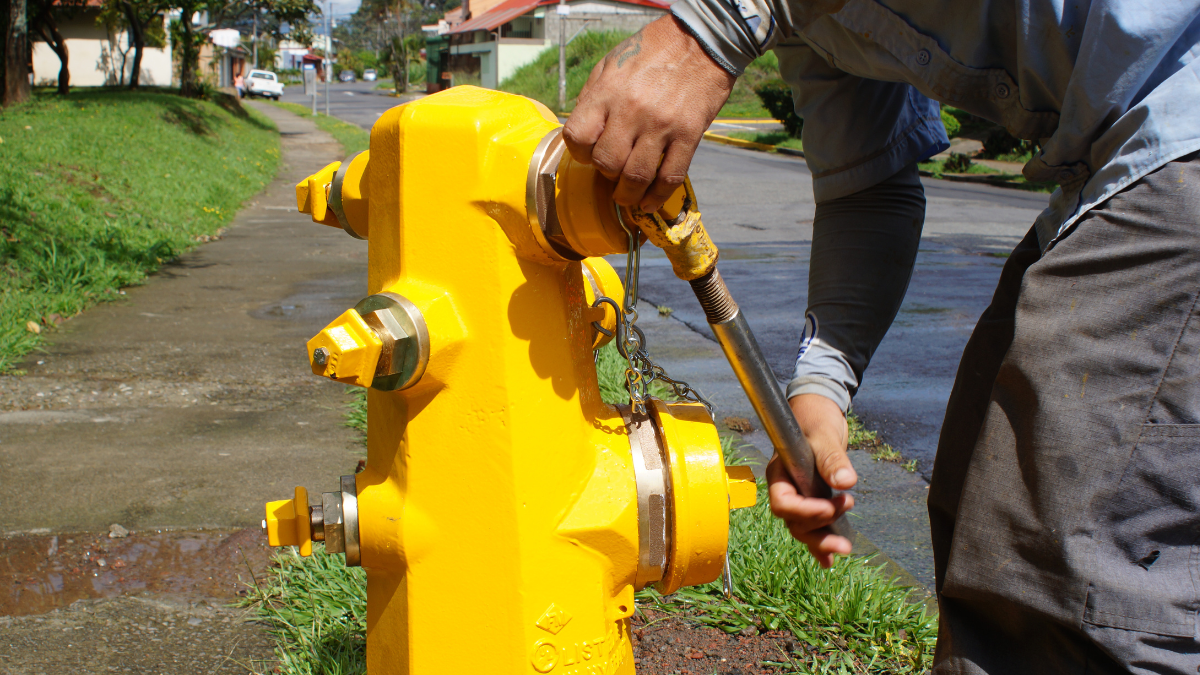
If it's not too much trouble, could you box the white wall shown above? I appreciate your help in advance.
[32,11,173,88]
[497,41,549,83]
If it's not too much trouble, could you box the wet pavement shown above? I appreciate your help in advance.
[2,528,271,617]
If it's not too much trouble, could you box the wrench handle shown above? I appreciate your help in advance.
[690,267,854,540]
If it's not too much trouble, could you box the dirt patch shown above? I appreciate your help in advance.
[632,609,799,674]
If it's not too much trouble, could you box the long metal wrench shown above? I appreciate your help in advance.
[689,267,855,540]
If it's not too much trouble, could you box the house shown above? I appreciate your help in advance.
[199,28,248,88]
[439,0,669,90]
[197,41,250,88]
[31,0,173,87]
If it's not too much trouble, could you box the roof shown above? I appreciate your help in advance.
[450,0,670,34]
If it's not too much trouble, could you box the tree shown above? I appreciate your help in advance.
[30,0,85,94]
[3,0,30,105]
[172,0,316,97]
[169,0,204,96]
[117,0,165,88]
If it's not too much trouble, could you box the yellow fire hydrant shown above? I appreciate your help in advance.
[263,86,756,674]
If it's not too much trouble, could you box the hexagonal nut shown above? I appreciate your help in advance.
[306,308,385,387]
[354,293,429,391]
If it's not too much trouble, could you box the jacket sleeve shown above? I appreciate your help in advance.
[785,160,925,411]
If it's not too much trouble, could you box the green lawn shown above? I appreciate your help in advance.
[0,88,279,371]
[248,340,936,674]
[269,100,370,156]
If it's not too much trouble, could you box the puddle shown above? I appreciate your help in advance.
[1,527,272,617]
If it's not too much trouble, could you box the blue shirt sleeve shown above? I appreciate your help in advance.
[776,39,949,202]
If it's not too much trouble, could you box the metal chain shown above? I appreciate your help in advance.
[592,207,713,416]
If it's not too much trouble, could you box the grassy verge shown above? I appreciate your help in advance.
[918,158,1055,193]
[727,130,804,152]
[269,101,371,155]
[250,343,935,674]
[848,412,917,473]
[0,88,279,371]
[499,31,777,118]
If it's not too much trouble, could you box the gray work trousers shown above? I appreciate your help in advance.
[929,153,1200,674]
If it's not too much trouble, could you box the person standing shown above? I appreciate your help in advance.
[562,2,1200,673]
[234,72,244,99]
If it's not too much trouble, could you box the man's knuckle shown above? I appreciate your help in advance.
[622,168,655,186]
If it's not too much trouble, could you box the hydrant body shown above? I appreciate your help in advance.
[268,87,756,674]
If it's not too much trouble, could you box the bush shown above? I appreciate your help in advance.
[753,79,802,137]
[982,127,1039,161]
[940,107,960,138]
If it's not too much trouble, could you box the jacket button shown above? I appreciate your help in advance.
[995,83,1011,99]
[915,49,931,66]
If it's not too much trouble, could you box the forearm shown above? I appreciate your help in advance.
[786,160,925,411]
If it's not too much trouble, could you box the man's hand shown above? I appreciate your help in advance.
[562,16,735,212]
[768,394,858,568]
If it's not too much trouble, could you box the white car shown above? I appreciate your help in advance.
[362,68,377,81]
[245,69,284,100]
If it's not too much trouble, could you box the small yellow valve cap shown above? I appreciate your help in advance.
[264,486,313,556]
[307,309,384,388]
[725,465,758,509]
[295,161,341,229]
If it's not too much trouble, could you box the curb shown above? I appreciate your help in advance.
[702,131,804,158]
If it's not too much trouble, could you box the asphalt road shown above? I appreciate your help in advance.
[640,144,1049,475]
[280,79,424,130]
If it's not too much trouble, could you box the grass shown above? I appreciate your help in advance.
[918,158,1056,193]
[727,130,804,151]
[0,88,279,372]
[637,480,936,673]
[269,100,371,156]
[249,337,936,674]
[499,31,777,118]
[250,543,368,675]
[848,412,918,473]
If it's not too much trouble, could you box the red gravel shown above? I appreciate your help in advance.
[632,608,799,674]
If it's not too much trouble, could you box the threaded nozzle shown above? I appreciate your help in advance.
[689,267,739,324]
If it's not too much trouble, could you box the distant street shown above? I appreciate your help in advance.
[280,78,424,131]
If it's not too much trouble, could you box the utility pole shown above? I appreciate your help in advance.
[556,0,567,113]
[324,0,331,116]
[252,11,258,68]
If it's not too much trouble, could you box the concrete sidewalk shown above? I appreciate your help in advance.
[0,102,363,673]
[0,103,365,535]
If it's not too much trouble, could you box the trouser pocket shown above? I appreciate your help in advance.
[1083,424,1200,637]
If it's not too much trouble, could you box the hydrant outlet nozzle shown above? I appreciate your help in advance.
[263,475,360,565]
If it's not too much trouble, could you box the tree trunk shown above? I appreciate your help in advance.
[178,7,197,97]
[4,0,30,106]
[122,2,144,89]
[34,11,68,95]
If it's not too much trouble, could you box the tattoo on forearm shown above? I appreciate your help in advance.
[615,32,644,68]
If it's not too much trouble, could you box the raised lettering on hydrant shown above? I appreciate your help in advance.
[263,86,756,675]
